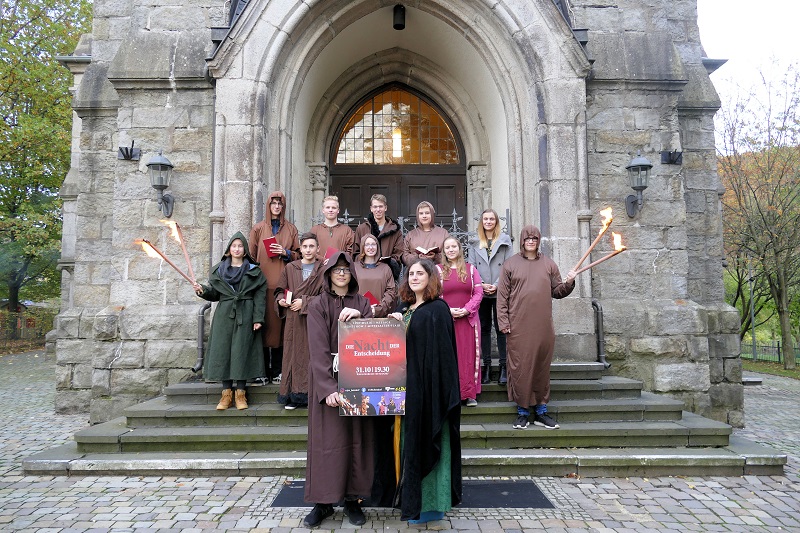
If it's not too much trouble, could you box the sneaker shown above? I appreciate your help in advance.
[533,412,560,429]
[512,414,529,429]
[284,402,297,410]
[303,503,334,528]
[344,499,366,526]
[466,398,478,407]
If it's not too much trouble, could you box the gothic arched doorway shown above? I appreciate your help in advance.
[329,84,467,227]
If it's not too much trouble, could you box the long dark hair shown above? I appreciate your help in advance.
[399,259,442,304]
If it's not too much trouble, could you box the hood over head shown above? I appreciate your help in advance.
[267,190,287,224]
[222,231,258,263]
[321,251,359,295]
[519,225,542,257]
[416,201,436,226]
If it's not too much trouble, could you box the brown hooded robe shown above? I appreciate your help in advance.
[305,252,375,504]
[248,191,300,348]
[496,225,575,407]
[353,234,397,318]
[311,221,355,260]
[274,259,324,405]
[401,202,450,267]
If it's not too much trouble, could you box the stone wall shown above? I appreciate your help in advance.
[573,0,743,426]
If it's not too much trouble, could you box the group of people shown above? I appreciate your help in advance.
[191,191,576,525]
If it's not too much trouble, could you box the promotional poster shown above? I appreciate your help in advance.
[338,318,406,416]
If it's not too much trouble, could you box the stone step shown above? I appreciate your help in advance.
[161,375,644,405]
[124,392,683,428]
[24,436,786,478]
[74,412,731,453]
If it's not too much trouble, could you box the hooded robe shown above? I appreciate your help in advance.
[248,191,300,348]
[305,252,375,504]
[353,233,397,318]
[196,232,267,381]
[274,258,324,405]
[496,225,575,407]
[401,201,450,267]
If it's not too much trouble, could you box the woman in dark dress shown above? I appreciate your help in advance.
[389,259,462,524]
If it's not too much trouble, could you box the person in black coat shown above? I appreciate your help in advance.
[389,258,462,523]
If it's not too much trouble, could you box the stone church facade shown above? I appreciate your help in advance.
[56,0,742,425]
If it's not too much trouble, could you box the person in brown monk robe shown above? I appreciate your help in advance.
[275,232,324,409]
[496,225,576,430]
[310,195,354,259]
[249,191,300,383]
[303,252,374,528]
[401,201,449,267]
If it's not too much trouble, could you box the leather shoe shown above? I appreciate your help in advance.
[480,364,490,384]
[498,364,507,385]
[303,503,334,528]
[344,499,366,526]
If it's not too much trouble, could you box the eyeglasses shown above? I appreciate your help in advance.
[269,200,282,206]
[332,267,351,275]
[523,237,539,242]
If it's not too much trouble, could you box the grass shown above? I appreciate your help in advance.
[742,359,800,380]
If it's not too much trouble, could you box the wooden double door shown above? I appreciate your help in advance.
[330,166,467,229]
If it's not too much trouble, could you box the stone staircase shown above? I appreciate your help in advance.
[24,363,786,477]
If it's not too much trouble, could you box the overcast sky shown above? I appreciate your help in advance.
[697,0,799,101]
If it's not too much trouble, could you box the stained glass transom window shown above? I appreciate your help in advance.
[335,88,459,165]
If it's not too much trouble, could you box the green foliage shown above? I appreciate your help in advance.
[719,62,800,369]
[0,0,91,308]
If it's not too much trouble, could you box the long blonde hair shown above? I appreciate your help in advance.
[440,237,468,282]
[477,208,501,249]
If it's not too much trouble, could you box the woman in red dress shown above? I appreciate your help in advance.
[438,236,483,406]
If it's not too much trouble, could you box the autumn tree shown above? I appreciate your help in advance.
[719,64,800,369]
[0,0,91,328]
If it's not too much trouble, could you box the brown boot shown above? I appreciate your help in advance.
[216,389,233,410]
[235,389,248,410]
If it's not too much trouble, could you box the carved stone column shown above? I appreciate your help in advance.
[308,162,328,218]
[467,161,488,222]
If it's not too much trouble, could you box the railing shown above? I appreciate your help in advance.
[740,341,800,364]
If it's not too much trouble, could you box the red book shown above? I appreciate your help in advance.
[263,236,280,258]
[324,246,338,260]
[415,245,440,255]
[363,291,379,305]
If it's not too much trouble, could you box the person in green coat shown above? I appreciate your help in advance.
[192,232,267,410]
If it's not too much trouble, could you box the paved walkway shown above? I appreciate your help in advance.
[1,350,798,532]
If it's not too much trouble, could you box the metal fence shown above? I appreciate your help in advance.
[740,341,800,364]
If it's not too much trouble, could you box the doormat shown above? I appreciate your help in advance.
[271,479,554,509]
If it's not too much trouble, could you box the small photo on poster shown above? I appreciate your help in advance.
[338,318,406,416]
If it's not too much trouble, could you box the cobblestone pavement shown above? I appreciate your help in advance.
[1,351,799,532]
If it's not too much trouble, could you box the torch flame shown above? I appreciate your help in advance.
[136,239,161,259]
[612,232,626,251]
[160,219,180,242]
[599,207,613,233]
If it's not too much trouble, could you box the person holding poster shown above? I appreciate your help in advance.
[354,234,396,317]
[249,191,300,383]
[389,259,461,524]
[401,201,449,267]
[191,232,266,410]
[497,225,576,430]
[274,232,324,409]
[439,236,483,407]
[304,252,374,527]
